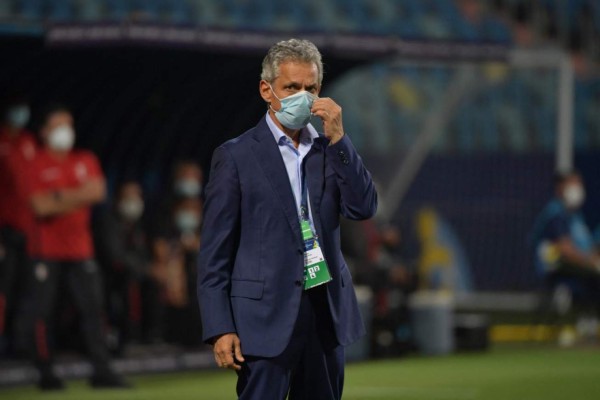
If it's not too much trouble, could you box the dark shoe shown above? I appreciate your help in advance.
[38,372,65,391]
[89,372,131,389]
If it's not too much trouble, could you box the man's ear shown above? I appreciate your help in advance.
[259,80,272,104]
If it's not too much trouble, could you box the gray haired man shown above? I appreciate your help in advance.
[197,38,377,399]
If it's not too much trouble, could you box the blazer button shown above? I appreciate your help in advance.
[342,158,350,165]
[294,280,302,287]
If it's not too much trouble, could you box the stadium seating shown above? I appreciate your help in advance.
[0,0,511,41]
[326,61,600,154]
[1,0,598,151]
[2,0,598,47]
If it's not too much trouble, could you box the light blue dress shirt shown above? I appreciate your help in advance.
[266,112,318,227]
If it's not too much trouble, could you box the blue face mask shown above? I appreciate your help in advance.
[270,86,316,130]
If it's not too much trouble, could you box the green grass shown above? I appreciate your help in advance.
[2,345,599,399]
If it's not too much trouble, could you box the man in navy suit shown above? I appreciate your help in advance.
[197,38,377,399]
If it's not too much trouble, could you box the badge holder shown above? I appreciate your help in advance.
[300,216,332,290]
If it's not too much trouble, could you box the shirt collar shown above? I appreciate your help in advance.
[266,112,318,147]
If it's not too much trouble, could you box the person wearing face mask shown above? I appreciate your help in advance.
[0,94,38,357]
[531,170,600,336]
[151,198,203,346]
[93,181,160,352]
[197,39,377,399]
[149,161,204,252]
[21,104,129,390]
[173,161,204,199]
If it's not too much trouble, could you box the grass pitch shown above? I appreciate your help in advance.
[1,345,599,400]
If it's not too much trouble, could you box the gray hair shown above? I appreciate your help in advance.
[261,39,323,85]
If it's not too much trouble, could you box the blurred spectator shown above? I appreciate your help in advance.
[93,180,161,352]
[151,197,203,347]
[531,171,600,316]
[21,104,128,390]
[340,218,416,357]
[370,224,416,357]
[511,2,536,47]
[378,225,415,288]
[0,94,37,356]
[173,160,204,199]
[455,0,512,43]
[341,218,414,292]
[150,160,204,241]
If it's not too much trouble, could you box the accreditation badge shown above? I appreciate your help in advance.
[301,220,332,290]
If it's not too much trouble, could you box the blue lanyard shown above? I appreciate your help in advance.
[299,159,310,222]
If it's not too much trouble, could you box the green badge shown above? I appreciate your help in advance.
[299,219,332,289]
[303,243,332,290]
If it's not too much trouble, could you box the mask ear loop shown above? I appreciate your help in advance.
[269,84,282,101]
[268,84,282,114]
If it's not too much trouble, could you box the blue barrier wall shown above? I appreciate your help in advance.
[363,151,600,291]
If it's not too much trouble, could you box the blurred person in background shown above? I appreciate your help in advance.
[150,160,204,242]
[198,38,377,399]
[0,93,37,356]
[455,0,512,43]
[151,197,203,347]
[341,218,415,356]
[94,180,160,353]
[341,219,414,290]
[531,170,600,339]
[21,104,128,390]
[173,160,204,199]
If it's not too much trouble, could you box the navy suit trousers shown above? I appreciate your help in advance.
[236,285,344,400]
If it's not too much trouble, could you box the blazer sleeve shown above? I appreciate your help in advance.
[326,134,378,220]
[197,145,241,343]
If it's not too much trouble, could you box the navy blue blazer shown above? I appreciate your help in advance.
[197,116,377,357]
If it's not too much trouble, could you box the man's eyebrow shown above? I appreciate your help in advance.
[283,82,318,89]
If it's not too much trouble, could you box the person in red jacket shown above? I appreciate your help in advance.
[23,104,128,390]
[0,95,37,356]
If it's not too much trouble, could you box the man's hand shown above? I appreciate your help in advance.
[311,97,344,145]
[213,333,245,371]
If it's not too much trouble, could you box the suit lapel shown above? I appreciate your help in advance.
[305,137,326,228]
[251,118,303,247]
